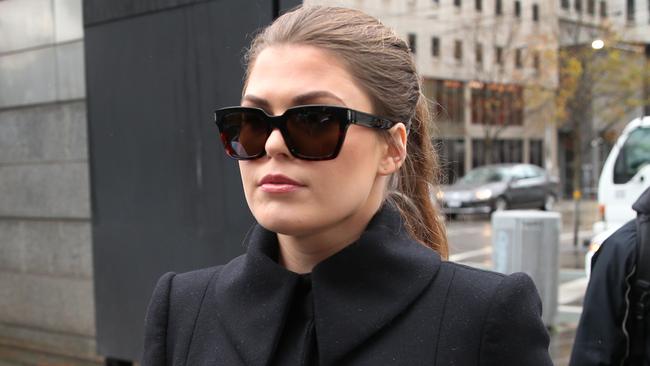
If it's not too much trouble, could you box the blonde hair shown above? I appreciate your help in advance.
[244,6,448,258]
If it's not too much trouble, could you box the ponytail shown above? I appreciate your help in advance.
[386,95,448,259]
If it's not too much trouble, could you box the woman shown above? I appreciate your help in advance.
[143,6,553,365]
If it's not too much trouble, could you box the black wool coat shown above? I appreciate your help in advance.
[142,205,553,366]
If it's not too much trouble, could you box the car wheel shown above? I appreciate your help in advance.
[494,197,508,212]
[543,194,556,211]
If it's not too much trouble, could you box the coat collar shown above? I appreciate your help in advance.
[211,204,441,366]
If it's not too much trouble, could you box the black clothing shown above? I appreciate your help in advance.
[570,220,638,365]
[142,204,552,366]
[570,187,650,366]
[271,274,318,366]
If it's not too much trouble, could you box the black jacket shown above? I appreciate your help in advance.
[142,205,553,366]
[570,187,650,366]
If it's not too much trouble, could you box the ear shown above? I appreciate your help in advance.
[378,123,408,176]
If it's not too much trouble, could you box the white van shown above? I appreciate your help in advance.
[586,116,650,276]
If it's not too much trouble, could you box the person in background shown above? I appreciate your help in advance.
[142,6,553,365]
[570,186,650,366]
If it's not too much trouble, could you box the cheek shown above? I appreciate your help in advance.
[314,132,383,200]
[238,162,256,204]
[313,167,374,209]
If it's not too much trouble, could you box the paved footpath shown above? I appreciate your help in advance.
[551,199,599,366]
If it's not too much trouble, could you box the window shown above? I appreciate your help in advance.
[532,3,539,20]
[613,127,650,183]
[422,79,466,123]
[455,0,462,7]
[476,0,483,10]
[627,0,634,21]
[408,33,417,53]
[515,1,521,16]
[498,140,524,164]
[434,139,466,184]
[587,0,595,13]
[533,51,541,71]
[454,40,463,62]
[510,164,538,180]
[575,0,582,12]
[472,139,523,167]
[470,82,524,126]
[530,140,544,167]
[471,140,486,167]
[496,0,503,14]
[600,0,607,16]
[495,46,504,65]
[476,43,483,66]
[432,37,440,57]
[515,48,523,68]
[561,0,570,8]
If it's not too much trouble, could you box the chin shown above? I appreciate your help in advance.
[255,214,315,237]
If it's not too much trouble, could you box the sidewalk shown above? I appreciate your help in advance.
[556,198,599,231]
[552,198,598,366]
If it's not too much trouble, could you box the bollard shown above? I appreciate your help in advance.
[492,210,561,327]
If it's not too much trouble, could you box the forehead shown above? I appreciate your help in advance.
[243,45,373,112]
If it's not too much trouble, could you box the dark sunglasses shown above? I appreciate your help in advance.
[214,105,399,160]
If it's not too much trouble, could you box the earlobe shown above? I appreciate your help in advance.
[378,123,408,176]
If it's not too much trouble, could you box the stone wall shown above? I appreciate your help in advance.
[0,0,99,364]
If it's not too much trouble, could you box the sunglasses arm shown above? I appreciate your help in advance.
[350,110,396,130]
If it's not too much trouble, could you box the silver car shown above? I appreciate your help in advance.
[436,163,559,219]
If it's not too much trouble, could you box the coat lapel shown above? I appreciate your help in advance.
[211,226,300,366]
[203,204,441,366]
[311,205,441,365]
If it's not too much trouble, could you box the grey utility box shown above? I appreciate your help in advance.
[491,210,561,327]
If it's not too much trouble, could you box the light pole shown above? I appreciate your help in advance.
[571,39,603,248]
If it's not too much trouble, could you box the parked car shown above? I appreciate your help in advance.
[436,163,559,219]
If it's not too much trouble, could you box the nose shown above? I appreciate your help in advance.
[264,128,292,159]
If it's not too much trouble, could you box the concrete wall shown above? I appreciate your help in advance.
[0,0,99,364]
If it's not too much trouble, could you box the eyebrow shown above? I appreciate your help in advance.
[292,91,346,106]
[241,94,272,110]
[242,91,347,110]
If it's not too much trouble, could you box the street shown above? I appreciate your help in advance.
[446,210,594,366]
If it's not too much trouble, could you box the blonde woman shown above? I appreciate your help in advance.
[143,6,553,365]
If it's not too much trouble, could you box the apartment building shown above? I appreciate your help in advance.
[306,0,560,184]
[307,0,648,191]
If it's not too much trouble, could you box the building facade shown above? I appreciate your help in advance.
[307,0,648,193]
[306,0,561,184]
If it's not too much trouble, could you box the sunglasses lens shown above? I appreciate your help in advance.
[221,111,269,158]
[286,110,342,159]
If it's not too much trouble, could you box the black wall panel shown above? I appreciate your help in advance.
[85,0,300,360]
[84,0,209,25]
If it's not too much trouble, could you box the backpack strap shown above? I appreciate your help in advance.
[631,210,650,360]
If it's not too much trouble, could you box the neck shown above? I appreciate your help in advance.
[277,199,383,274]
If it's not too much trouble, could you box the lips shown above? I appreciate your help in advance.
[259,174,305,193]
